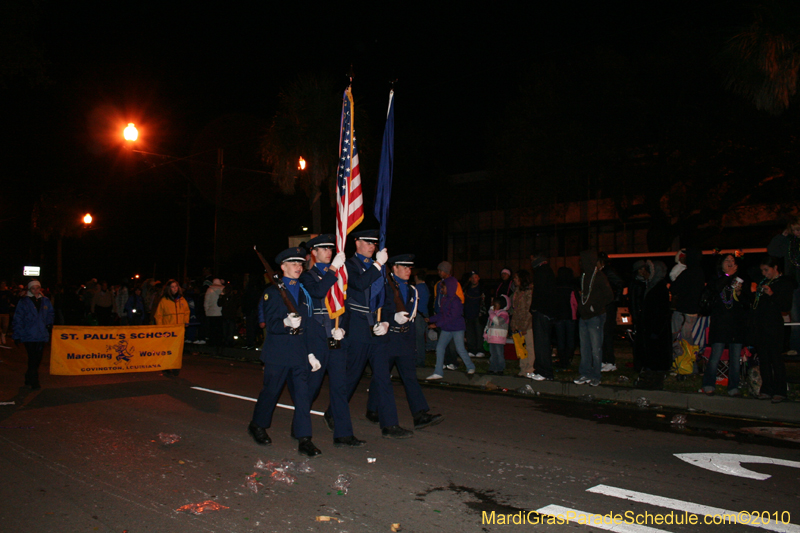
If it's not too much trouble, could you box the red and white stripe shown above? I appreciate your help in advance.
[326,87,363,319]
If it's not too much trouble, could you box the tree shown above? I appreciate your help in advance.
[32,187,88,284]
[259,75,350,234]
[721,1,800,115]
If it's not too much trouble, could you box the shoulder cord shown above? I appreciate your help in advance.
[298,284,313,317]
[580,269,597,305]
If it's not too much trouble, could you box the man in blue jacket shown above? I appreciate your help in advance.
[296,234,365,447]
[249,247,323,457]
[13,280,54,389]
[323,229,412,439]
[365,255,443,431]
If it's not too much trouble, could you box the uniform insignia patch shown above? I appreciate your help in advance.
[289,280,297,285]
[263,294,269,301]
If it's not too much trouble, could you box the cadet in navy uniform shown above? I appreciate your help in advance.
[366,255,444,430]
[296,234,365,447]
[248,247,323,457]
[324,229,413,439]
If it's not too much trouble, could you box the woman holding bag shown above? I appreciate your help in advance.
[510,270,534,377]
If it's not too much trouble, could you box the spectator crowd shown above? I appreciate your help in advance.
[3,218,799,404]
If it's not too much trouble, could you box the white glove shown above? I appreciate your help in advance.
[375,248,388,265]
[283,313,301,329]
[308,353,321,372]
[331,327,345,340]
[372,322,389,336]
[331,252,346,270]
[394,311,410,325]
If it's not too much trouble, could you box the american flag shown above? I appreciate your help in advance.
[326,86,363,318]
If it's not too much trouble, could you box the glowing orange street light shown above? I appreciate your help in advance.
[298,157,306,170]
[123,123,139,141]
[83,213,93,225]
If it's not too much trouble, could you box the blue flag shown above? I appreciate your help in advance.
[372,90,395,312]
[374,90,395,250]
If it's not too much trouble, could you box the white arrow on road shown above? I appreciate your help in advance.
[675,453,800,480]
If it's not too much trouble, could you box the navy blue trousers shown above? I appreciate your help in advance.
[368,350,429,427]
[252,363,312,438]
[337,341,393,429]
[292,336,354,439]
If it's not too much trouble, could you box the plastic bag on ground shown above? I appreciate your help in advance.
[158,433,181,445]
[332,474,351,494]
[635,397,649,408]
[515,384,538,395]
[175,500,229,514]
[271,470,297,485]
[245,472,263,493]
[671,414,687,426]
[286,459,314,474]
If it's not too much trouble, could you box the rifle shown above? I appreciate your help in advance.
[253,246,302,335]
[386,272,407,314]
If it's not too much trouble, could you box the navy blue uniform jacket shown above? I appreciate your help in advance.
[258,284,311,367]
[383,277,417,357]
[344,255,387,345]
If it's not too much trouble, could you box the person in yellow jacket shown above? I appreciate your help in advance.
[154,279,189,376]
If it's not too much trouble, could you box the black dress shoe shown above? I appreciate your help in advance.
[381,425,414,439]
[247,422,272,445]
[413,412,444,430]
[365,410,379,424]
[298,437,322,457]
[323,410,335,432]
[334,435,366,447]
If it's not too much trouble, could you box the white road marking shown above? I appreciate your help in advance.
[537,505,671,532]
[674,453,800,480]
[190,386,325,416]
[588,485,800,533]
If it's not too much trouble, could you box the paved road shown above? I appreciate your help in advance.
[1,348,798,532]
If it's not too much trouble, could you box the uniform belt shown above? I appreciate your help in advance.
[350,303,373,314]
[313,308,329,315]
[389,325,411,333]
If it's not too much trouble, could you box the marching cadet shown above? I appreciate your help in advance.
[248,247,323,457]
[324,229,413,439]
[296,234,365,447]
[366,254,444,430]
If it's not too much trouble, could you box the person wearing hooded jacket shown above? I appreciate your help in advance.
[573,250,613,386]
[639,260,673,372]
[154,280,190,377]
[13,280,54,389]
[669,247,706,359]
[426,276,476,380]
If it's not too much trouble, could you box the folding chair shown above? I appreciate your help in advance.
[696,326,751,386]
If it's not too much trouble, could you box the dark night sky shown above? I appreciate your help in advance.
[0,0,773,285]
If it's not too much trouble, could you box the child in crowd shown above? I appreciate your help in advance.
[484,296,510,375]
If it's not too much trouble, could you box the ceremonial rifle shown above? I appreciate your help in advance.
[253,246,301,335]
[386,272,407,313]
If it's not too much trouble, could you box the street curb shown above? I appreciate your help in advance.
[184,343,799,424]
[416,368,800,424]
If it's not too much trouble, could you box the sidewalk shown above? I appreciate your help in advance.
[187,343,800,424]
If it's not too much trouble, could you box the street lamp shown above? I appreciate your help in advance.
[298,157,306,170]
[123,123,138,141]
[83,213,93,225]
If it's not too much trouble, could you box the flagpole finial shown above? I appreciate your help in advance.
[348,64,355,84]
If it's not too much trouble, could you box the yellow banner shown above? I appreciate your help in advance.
[50,325,184,376]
